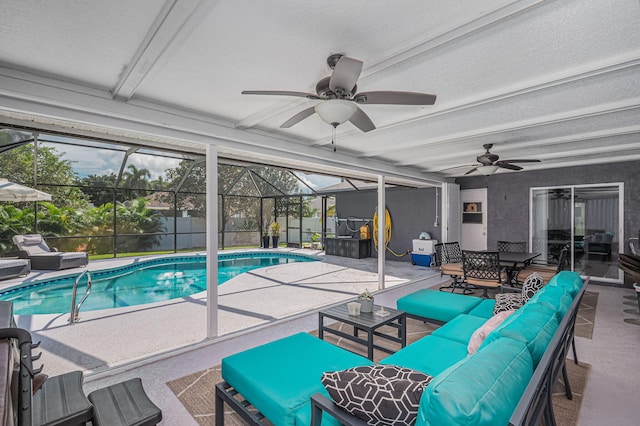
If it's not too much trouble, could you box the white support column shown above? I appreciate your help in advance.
[377,175,385,290]
[206,144,219,338]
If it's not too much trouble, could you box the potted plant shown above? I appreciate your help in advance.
[262,228,270,248]
[270,221,281,248]
[358,288,374,313]
[311,232,321,249]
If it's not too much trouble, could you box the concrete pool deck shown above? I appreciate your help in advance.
[3,251,640,425]
[1,248,439,376]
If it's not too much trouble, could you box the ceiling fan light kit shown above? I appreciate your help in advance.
[477,165,499,175]
[315,99,358,126]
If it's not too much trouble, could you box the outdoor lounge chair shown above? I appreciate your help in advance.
[12,234,88,270]
[0,258,31,280]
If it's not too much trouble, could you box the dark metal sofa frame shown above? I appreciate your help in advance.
[215,279,588,426]
[310,278,588,426]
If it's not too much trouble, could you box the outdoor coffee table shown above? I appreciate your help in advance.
[318,303,406,360]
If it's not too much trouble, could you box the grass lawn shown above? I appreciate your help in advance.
[87,245,282,260]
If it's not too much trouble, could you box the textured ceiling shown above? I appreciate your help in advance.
[0,0,639,186]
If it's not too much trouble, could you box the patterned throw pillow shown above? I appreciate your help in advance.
[321,365,433,425]
[493,293,523,315]
[467,309,516,354]
[521,272,545,303]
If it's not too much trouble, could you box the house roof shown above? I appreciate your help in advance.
[0,1,638,185]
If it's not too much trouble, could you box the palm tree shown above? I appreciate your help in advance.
[122,165,151,199]
[115,198,165,252]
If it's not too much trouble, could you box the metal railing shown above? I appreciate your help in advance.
[69,270,92,325]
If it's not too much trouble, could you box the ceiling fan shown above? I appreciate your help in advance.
[241,54,437,133]
[465,144,541,175]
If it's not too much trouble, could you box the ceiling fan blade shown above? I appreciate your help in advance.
[329,56,363,94]
[498,159,541,164]
[464,167,479,175]
[497,163,523,171]
[354,91,436,105]
[438,164,478,172]
[349,106,376,132]
[280,107,316,128]
[242,90,321,100]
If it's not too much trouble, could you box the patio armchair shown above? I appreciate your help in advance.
[497,240,527,252]
[437,242,472,294]
[12,234,88,270]
[462,250,508,298]
[516,245,570,284]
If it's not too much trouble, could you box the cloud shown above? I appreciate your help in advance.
[43,142,183,179]
[294,173,341,191]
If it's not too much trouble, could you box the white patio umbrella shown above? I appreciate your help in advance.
[0,179,52,202]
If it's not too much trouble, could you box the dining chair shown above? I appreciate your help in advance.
[516,245,570,284]
[437,242,472,294]
[497,241,527,252]
[462,250,508,298]
[444,242,463,263]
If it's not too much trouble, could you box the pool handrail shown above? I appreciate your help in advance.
[69,270,92,325]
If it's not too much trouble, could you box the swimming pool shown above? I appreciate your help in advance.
[0,252,317,315]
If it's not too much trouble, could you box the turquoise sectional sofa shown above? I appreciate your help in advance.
[215,271,586,426]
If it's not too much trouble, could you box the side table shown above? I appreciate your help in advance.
[318,303,406,360]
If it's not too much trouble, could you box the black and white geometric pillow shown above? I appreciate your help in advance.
[493,292,523,315]
[521,272,545,303]
[321,365,433,425]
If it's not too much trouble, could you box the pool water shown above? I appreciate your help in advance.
[0,252,316,315]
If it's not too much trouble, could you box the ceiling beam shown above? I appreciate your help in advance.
[423,125,640,168]
[319,51,640,153]
[0,67,448,187]
[237,0,543,130]
[392,105,640,168]
[111,0,216,101]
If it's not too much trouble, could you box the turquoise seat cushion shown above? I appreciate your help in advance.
[222,333,373,426]
[466,299,496,319]
[397,289,482,323]
[546,270,583,297]
[431,314,488,345]
[416,338,533,426]
[480,302,558,366]
[528,284,573,321]
[380,335,469,377]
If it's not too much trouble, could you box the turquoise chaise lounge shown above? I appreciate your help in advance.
[215,271,586,426]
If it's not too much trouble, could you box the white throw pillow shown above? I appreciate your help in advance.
[467,309,516,355]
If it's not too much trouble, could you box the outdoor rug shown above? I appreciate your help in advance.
[575,291,598,339]
[622,291,640,326]
[552,361,591,426]
[167,318,590,425]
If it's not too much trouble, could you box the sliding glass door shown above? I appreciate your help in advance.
[530,183,623,282]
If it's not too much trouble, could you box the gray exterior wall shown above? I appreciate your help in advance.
[335,187,441,261]
[456,160,640,252]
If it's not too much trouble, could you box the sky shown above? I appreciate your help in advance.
[41,138,341,191]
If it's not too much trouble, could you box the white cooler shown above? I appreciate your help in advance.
[411,239,437,266]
